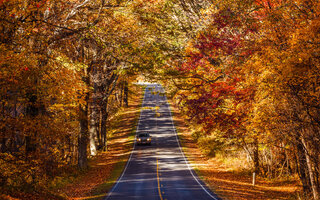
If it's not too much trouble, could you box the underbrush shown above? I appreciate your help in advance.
[214,151,252,173]
[192,130,251,171]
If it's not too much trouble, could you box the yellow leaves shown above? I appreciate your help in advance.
[142,105,160,111]
[187,93,199,100]
[234,2,320,145]
[0,152,45,187]
[155,112,161,117]
[56,56,86,71]
[185,40,199,54]
[49,103,66,112]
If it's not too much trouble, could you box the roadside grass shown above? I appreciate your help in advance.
[85,86,143,200]
[88,160,126,200]
[168,98,302,200]
[88,120,139,200]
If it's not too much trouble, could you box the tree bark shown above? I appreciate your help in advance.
[100,100,108,151]
[88,61,100,156]
[99,72,118,151]
[78,96,88,169]
[301,136,319,200]
[124,81,128,107]
[89,101,98,156]
[25,93,38,156]
[296,138,311,193]
[119,82,123,107]
[253,136,259,175]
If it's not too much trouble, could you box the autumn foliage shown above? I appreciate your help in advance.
[170,0,320,199]
[1,0,320,199]
[0,0,155,197]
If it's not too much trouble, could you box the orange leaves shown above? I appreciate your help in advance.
[0,0,147,196]
[254,0,283,9]
[172,1,257,137]
[253,0,283,19]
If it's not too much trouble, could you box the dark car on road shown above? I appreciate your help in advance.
[136,133,152,145]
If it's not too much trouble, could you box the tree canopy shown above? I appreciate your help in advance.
[1,0,320,199]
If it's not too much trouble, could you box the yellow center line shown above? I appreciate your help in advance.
[157,158,163,200]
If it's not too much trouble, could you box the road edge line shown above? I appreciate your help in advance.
[163,92,219,200]
[104,86,147,200]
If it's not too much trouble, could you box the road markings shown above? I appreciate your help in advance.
[157,158,164,200]
[155,86,164,200]
[163,85,219,200]
[105,86,148,200]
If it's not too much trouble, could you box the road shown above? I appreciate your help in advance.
[105,84,220,200]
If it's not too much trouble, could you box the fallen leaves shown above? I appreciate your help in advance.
[58,86,142,199]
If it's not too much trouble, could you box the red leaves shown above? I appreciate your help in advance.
[193,33,240,63]
[212,9,234,30]
[36,0,48,9]
[255,0,282,9]
[253,0,283,19]
[173,3,262,136]
[178,75,248,134]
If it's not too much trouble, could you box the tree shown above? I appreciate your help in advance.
[169,0,260,172]
[167,2,320,198]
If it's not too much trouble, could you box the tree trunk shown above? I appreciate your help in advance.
[0,138,7,153]
[100,100,108,151]
[88,61,101,156]
[301,136,319,200]
[124,81,128,107]
[119,82,123,107]
[78,100,88,169]
[296,138,311,193]
[89,102,98,156]
[253,136,259,175]
[25,93,38,156]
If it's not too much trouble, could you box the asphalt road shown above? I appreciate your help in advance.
[105,84,220,200]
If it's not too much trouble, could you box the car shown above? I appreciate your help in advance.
[136,133,152,145]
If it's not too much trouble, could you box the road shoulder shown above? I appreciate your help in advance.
[56,85,143,200]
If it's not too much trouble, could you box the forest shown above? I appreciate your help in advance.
[1,0,320,199]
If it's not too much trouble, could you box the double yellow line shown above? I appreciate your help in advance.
[157,158,163,200]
